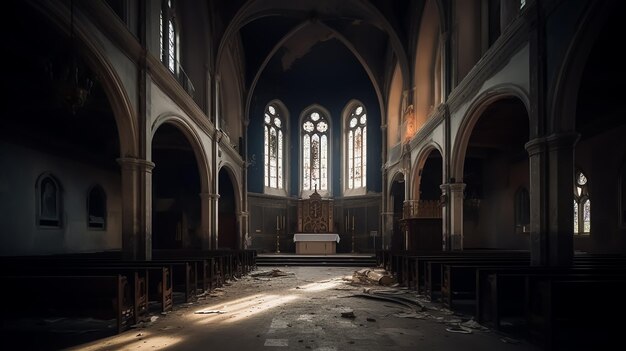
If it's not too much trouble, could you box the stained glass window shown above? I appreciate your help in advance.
[160,0,176,72]
[573,170,590,235]
[264,104,284,189]
[347,104,367,189]
[302,110,329,192]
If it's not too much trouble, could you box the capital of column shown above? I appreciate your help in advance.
[525,137,548,156]
[237,211,249,217]
[199,192,220,200]
[116,157,155,172]
[546,132,580,151]
[448,182,466,193]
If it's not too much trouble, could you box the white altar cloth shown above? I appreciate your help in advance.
[293,233,340,243]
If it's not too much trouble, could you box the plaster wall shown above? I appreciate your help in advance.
[0,142,122,255]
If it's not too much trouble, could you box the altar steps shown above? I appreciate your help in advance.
[256,254,377,267]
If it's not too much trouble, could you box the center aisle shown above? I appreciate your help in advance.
[71,266,539,351]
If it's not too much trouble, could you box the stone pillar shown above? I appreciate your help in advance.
[440,183,450,251]
[117,157,155,260]
[238,210,249,249]
[211,192,220,249]
[525,137,548,266]
[546,133,579,266]
[199,192,218,250]
[381,211,394,250]
[449,182,466,251]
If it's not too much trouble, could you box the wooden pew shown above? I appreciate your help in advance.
[1,274,133,334]
[527,276,626,350]
[476,267,626,332]
[409,252,529,294]
[1,256,180,310]
[425,257,530,301]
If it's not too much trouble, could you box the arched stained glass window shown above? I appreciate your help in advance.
[160,0,177,73]
[346,104,367,190]
[264,104,284,189]
[302,110,329,192]
[574,170,591,235]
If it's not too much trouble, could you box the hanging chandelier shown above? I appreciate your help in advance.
[46,0,93,115]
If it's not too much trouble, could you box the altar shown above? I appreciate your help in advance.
[293,233,340,255]
[293,188,338,255]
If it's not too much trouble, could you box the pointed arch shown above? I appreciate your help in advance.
[411,143,444,200]
[151,114,211,193]
[451,84,530,180]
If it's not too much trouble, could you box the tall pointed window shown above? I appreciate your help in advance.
[574,170,591,235]
[346,103,367,191]
[302,109,329,193]
[264,104,284,190]
[160,0,177,73]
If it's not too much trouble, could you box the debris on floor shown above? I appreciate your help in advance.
[250,269,295,278]
[500,337,520,344]
[348,268,396,286]
[340,311,356,319]
[392,311,428,319]
[445,325,473,334]
[194,310,226,314]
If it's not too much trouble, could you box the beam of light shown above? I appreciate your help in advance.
[68,330,183,351]
[222,294,299,324]
[294,279,342,292]
[190,293,299,325]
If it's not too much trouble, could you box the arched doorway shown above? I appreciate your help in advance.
[405,148,443,250]
[152,124,202,250]
[462,97,529,249]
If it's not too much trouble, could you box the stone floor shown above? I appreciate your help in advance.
[32,266,541,350]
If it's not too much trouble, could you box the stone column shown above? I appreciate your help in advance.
[449,182,466,251]
[199,192,218,250]
[525,137,548,266]
[211,192,220,249]
[440,183,451,251]
[117,157,155,260]
[238,210,249,249]
[546,133,579,266]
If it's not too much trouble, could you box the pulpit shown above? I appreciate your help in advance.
[293,189,339,255]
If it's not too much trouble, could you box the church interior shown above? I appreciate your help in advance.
[1,0,625,350]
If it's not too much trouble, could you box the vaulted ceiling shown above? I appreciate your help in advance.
[214,0,417,103]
